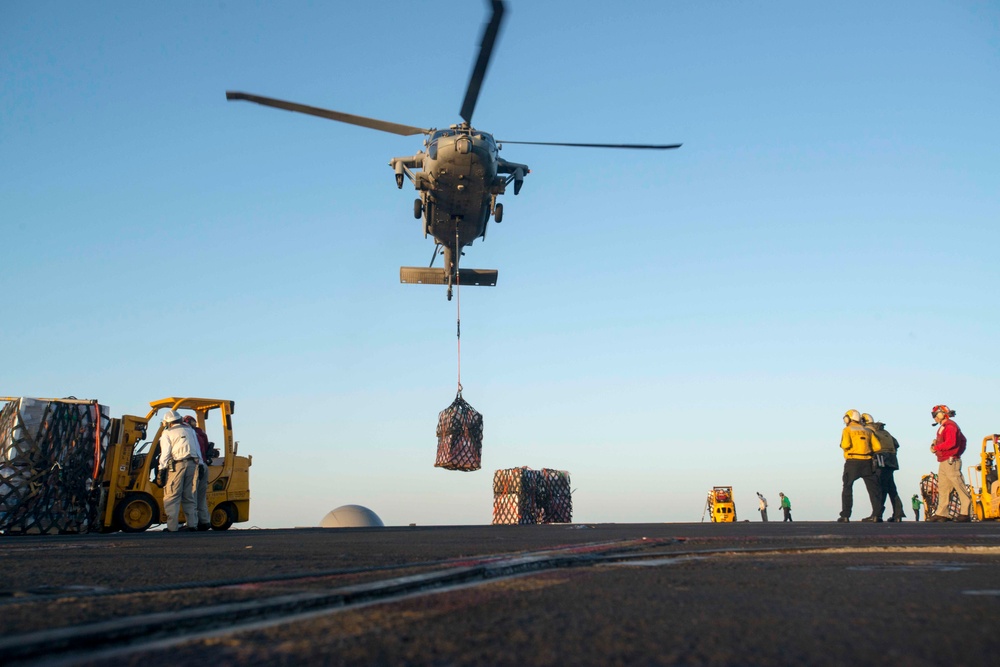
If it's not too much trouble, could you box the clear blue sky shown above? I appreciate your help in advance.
[3,1,998,526]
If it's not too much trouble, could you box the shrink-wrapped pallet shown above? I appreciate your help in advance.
[435,391,483,471]
[0,398,111,535]
[537,468,572,524]
[493,466,536,496]
[492,493,536,525]
[920,472,973,520]
[493,467,536,524]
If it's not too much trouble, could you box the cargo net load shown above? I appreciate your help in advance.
[493,467,572,525]
[920,472,974,521]
[0,398,111,535]
[435,391,483,472]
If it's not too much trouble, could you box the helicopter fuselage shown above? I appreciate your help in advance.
[422,127,498,249]
[391,124,527,282]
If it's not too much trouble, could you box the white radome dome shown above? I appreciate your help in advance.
[320,504,385,528]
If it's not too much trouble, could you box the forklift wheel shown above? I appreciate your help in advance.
[114,493,156,533]
[211,503,236,531]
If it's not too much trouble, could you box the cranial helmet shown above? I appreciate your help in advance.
[931,404,955,418]
[844,409,862,423]
[861,413,874,425]
[182,415,196,426]
[163,410,182,424]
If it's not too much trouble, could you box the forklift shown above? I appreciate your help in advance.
[100,397,252,532]
[969,434,1000,521]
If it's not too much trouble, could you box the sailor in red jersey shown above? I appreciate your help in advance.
[928,405,972,522]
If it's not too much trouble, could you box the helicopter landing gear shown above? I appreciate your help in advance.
[494,202,503,223]
[414,198,423,219]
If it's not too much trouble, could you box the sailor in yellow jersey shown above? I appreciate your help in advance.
[838,409,883,522]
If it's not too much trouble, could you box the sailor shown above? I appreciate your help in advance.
[838,409,883,522]
[779,492,793,522]
[183,415,213,531]
[928,405,971,522]
[862,413,904,522]
[911,494,924,521]
[157,410,203,532]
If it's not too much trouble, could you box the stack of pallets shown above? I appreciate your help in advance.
[0,397,111,534]
[492,467,537,524]
[919,472,973,520]
[493,467,572,525]
[536,468,572,523]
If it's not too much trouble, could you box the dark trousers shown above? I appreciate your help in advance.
[782,507,792,522]
[878,467,904,519]
[841,458,882,519]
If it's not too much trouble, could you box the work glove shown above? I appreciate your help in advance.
[155,467,168,488]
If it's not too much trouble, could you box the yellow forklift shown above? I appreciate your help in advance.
[705,486,737,522]
[100,397,252,532]
[969,434,1000,521]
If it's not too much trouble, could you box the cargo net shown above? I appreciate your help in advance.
[920,473,974,520]
[0,398,111,535]
[493,467,572,525]
[435,391,483,472]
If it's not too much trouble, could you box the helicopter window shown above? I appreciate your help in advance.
[429,130,458,160]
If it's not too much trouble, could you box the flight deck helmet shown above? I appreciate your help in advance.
[931,405,955,419]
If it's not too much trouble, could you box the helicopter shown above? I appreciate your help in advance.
[227,0,681,300]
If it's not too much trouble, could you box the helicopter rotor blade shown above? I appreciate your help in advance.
[497,140,683,150]
[459,0,505,126]
[226,92,430,137]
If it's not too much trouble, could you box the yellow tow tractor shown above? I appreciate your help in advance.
[970,434,1000,521]
[706,486,737,523]
[101,397,252,532]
